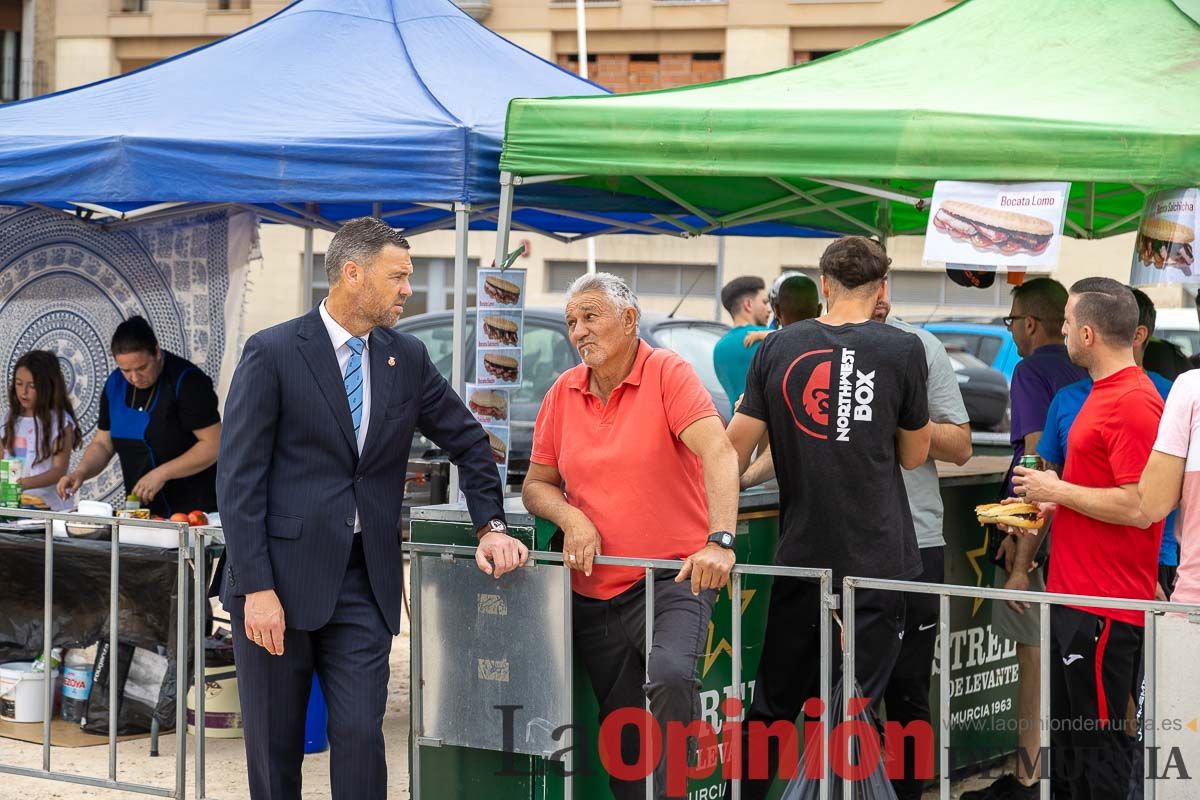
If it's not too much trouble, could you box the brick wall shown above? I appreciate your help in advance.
[557,51,724,92]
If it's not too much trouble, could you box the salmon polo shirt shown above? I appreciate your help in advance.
[531,339,719,600]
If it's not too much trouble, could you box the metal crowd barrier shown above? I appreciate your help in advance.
[844,576,1200,800]
[402,542,837,800]
[0,507,191,798]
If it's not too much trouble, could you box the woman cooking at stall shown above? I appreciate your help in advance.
[57,316,221,518]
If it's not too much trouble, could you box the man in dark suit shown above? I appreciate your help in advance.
[218,217,528,800]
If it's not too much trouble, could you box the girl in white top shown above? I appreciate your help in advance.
[2,350,80,511]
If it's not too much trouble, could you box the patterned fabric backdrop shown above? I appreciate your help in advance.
[0,207,255,506]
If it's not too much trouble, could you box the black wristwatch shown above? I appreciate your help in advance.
[707,530,735,550]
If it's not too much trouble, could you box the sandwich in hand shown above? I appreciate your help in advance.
[1136,218,1194,274]
[20,493,48,510]
[482,315,519,345]
[483,353,519,382]
[469,389,508,420]
[487,431,507,464]
[975,502,1045,531]
[484,276,522,305]
[933,201,1054,256]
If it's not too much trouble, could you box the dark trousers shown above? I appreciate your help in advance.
[573,570,716,800]
[884,546,943,800]
[1049,605,1143,800]
[735,577,906,800]
[231,536,393,800]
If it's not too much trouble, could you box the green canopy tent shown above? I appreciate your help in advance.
[494,0,1200,266]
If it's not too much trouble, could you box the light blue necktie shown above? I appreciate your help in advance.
[344,336,365,443]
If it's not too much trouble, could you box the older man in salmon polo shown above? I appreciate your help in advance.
[523,272,740,799]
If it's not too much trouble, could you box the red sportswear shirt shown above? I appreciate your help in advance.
[1047,366,1164,625]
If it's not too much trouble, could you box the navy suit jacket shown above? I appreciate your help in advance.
[217,307,504,634]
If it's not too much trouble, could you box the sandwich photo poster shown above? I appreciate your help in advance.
[923,181,1071,271]
[466,384,510,426]
[478,268,526,309]
[476,268,526,388]
[1130,188,1198,285]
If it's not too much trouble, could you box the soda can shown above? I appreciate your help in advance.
[1020,454,1042,471]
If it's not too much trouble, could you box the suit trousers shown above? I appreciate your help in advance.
[232,535,394,800]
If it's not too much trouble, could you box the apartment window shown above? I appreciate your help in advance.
[890,272,944,304]
[793,49,843,65]
[209,0,251,9]
[549,0,620,6]
[310,254,478,314]
[113,0,147,12]
[0,31,18,104]
[558,51,724,92]
[546,261,715,297]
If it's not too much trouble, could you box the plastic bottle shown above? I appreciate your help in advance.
[60,647,95,722]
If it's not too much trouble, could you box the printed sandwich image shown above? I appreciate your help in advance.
[483,353,519,383]
[469,389,508,420]
[1136,217,1195,273]
[932,200,1054,256]
[484,275,522,305]
[487,430,508,464]
[482,315,520,346]
[975,502,1045,530]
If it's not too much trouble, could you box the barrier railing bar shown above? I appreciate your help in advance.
[1145,610,1156,800]
[562,567,573,800]
[1039,602,1050,800]
[0,507,190,798]
[410,549,424,799]
[842,583,856,800]
[109,520,119,782]
[819,570,832,800]
[42,519,53,772]
[0,765,175,797]
[644,566,655,800]
[194,528,209,800]
[730,571,742,800]
[844,577,1200,615]
[174,527,188,799]
[939,594,950,800]
[401,543,830,580]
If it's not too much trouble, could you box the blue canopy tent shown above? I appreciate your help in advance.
[0,0,829,403]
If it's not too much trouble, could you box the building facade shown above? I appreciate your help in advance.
[36,0,1164,331]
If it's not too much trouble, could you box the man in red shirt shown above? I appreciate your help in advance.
[1013,277,1164,800]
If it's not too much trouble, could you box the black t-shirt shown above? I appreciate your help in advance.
[98,351,221,517]
[739,319,930,581]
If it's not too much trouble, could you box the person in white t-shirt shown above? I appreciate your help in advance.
[1132,369,1200,799]
[2,350,80,511]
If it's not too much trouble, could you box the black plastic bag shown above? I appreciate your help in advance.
[780,676,897,800]
[81,639,175,735]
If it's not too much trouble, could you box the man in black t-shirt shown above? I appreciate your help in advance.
[726,237,931,797]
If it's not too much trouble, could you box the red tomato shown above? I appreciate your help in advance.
[188,510,208,527]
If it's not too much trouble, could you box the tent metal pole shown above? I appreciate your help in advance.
[478,212,573,244]
[449,202,471,501]
[494,173,516,269]
[1085,183,1096,238]
[1097,210,1143,236]
[804,177,929,209]
[373,202,383,218]
[636,176,717,224]
[513,173,585,186]
[526,206,688,237]
[303,208,315,311]
[714,237,725,322]
[234,203,340,233]
[770,177,881,237]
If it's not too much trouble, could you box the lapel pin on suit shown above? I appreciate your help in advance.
[387,355,396,367]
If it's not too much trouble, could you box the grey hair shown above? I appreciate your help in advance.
[325,217,410,285]
[566,272,642,334]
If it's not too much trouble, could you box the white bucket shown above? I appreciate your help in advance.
[186,665,242,738]
[0,662,58,723]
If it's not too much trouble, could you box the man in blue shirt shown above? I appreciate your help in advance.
[713,276,771,416]
[1038,287,1179,597]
